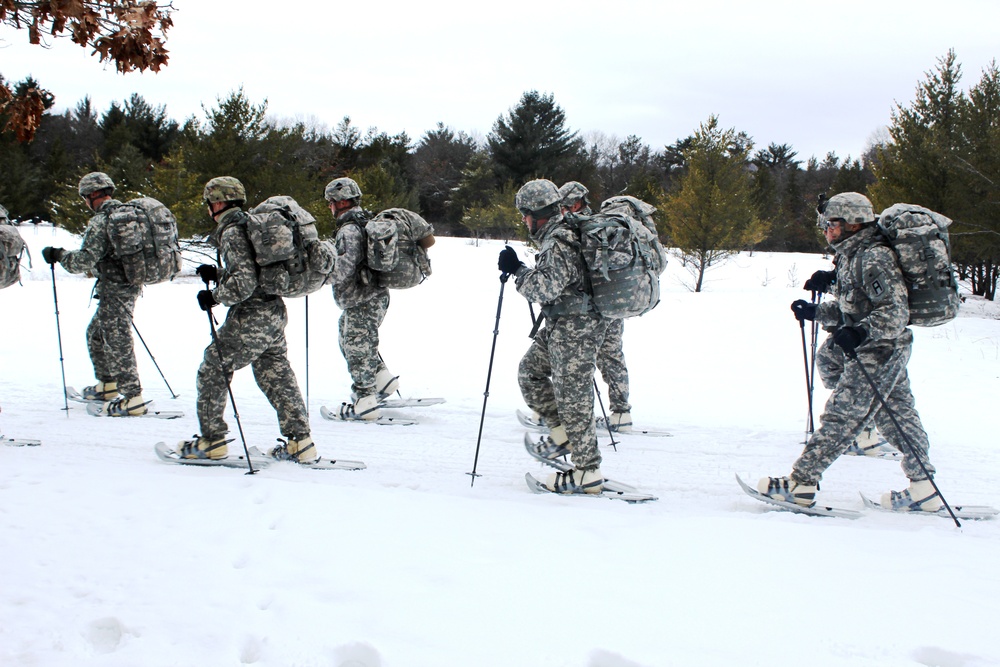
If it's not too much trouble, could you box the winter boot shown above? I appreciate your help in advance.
[81,381,118,401]
[526,424,572,461]
[596,411,632,433]
[845,426,897,458]
[337,394,382,421]
[270,435,319,464]
[375,368,400,400]
[176,435,229,460]
[103,394,151,417]
[881,478,943,512]
[543,467,604,494]
[757,476,818,507]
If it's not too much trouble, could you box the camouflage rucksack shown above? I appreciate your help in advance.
[873,203,960,327]
[106,197,183,286]
[364,208,434,289]
[576,196,667,319]
[246,195,335,298]
[0,215,26,289]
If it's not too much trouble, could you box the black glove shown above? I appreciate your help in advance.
[803,270,836,293]
[790,299,817,322]
[196,264,219,284]
[197,289,217,312]
[498,245,524,275]
[833,325,867,353]
[41,247,64,265]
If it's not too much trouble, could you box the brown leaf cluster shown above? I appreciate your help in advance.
[0,1,174,141]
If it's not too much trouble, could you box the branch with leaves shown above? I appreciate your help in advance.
[1,0,175,141]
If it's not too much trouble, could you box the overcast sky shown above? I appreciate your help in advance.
[3,0,999,163]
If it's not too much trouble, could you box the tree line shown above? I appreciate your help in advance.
[1,51,998,297]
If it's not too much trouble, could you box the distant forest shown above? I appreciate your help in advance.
[2,50,998,298]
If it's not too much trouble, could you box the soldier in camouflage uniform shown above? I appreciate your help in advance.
[175,177,318,463]
[324,177,397,421]
[41,173,150,416]
[559,182,633,431]
[758,192,942,512]
[499,179,610,494]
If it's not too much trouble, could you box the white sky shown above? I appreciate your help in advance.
[2,0,999,162]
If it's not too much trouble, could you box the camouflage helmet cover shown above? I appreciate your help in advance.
[817,192,875,228]
[78,172,116,197]
[203,176,246,204]
[324,177,362,202]
[558,181,589,207]
[515,179,561,214]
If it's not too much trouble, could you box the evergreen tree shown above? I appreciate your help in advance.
[661,116,765,292]
[488,91,582,186]
[413,123,478,229]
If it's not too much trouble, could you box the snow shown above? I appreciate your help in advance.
[2,224,999,667]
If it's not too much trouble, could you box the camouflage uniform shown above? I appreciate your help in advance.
[791,225,935,485]
[330,206,390,396]
[58,199,144,398]
[561,191,632,415]
[514,211,609,472]
[196,207,310,440]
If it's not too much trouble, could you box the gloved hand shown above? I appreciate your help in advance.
[833,325,867,353]
[196,264,219,284]
[498,245,524,275]
[197,289,217,312]
[803,270,836,293]
[42,247,64,265]
[790,299,817,322]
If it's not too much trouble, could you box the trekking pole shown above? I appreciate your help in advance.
[131,319,179,399]
[593,380,618,452]
[304,295,310,410]
[844,349,960,527]
[377,351,403,399]
[798,316,814,438]
[49,264,69,413]
[468,271,509,486]
[200,276,256,475]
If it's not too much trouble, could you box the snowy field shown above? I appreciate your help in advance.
[2,223,999,667]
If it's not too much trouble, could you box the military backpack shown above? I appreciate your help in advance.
[0,221,26,289]
[873,203,960,327]
[246,195,335,298]
[576,196,668,319]
[106,197,183,286]
[364,208,434,289]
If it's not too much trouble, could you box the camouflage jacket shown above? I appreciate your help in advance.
[513,213,592,317]
[330,206,386,309]
[210,207,271,307]
[816,226,909,341]
[60,199,128,283]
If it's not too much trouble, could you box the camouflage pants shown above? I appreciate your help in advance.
[87,282,142,398]
[596,317,630,413]
[338,292,389,396]
[792,329,935,485]
[519,313,610,471]
[196,296,309,440]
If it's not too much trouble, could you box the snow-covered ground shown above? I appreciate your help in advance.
[2,223,999,667]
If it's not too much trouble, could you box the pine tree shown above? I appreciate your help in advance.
[488,91,582,186]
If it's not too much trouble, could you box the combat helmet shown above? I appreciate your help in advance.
[78,172,116,198]
[817,192,875,229]
[203,177,246,205]
[324,177,362,202]
[515,179,561,216]
[558,181,590,207]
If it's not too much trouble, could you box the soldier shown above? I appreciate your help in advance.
[559,181,633,432]
[175,177,318,463]
[41,173,149,416]
[499,179,610,494]
[324,177,398,421]
[758,192,942,511]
